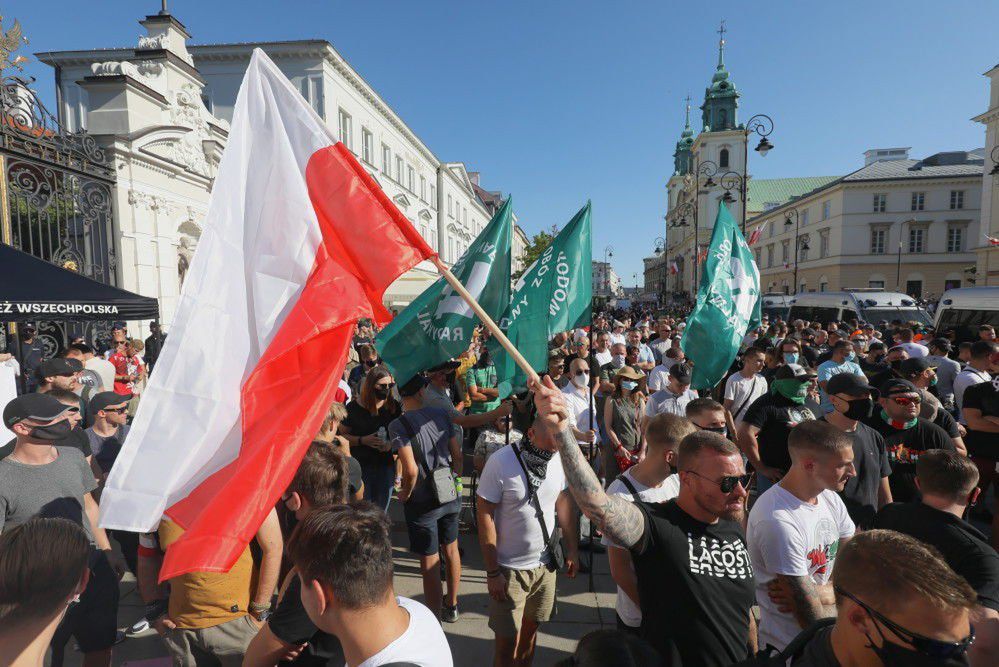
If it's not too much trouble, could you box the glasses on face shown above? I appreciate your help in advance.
[688,470,753,494]
[104,406,128,414]
[376,382,395,390]
[891,396,921,406]
[835,587,974,659]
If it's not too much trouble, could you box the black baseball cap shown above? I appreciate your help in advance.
[3,393,71,429]
[826,373,880,399]
[89,391,131,414]
[775,363,818,381]
[36,357,81,380]
[899,357,936,377]
[399,374,428,397]
[426,360,460,374]
[669,363,692,384]
[880,378,920,397]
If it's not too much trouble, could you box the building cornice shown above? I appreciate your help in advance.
[78,74,169,105]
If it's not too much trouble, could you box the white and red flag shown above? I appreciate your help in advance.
[987,234,999,247]
[747,221,767,246]
[99,50,434,579]
[669,261,679,275]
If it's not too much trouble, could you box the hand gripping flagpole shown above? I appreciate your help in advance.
[430,256,540,387]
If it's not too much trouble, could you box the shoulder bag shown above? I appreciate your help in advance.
[511,443,566,573]
[398,413,457,507]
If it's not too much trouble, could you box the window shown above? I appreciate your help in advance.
[447,237,454,263]
[821,201,831,220]
[950,190,964,210]
[420,176,427,201]
[719,148,729,168]
[769,222,775,238]
[337,109,352,150]
[767,245,774,267]
[802,209,809,226]
[799,240,809,262]
[381,144,391,174]
[395,156,403,183]
[463,208,468,225]
[944,279,961,291]
[947,225,964,252]
[361,128,373,164]
[911,192,925,211]
[301,76,325,118]
[820,281,828,292]
[64,84,89,132]
[430,184,437,207]
[819,230,829,258]
[754,248,761,266]
[870,228,887,254]
[906,280,923,298]
[447,194,453,217]
[869,280,885,289]
[781,240,789,263]
[908,227,924,253]
[873,194,886,213]
[407,165,415,192]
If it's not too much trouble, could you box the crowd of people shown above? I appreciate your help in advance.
[1,307,998,667]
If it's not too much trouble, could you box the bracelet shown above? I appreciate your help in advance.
[486,569,501,578]
[249,601,272,612]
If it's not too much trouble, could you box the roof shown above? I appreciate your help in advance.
[747,176,840,214]
[843,152,983,182]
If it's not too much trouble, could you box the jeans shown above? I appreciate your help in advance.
[361,460,396,512]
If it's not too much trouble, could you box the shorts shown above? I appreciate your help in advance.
[404,498,460,556]
[162,614,259,667]
[52,549,120,653]
[488,564,557,637]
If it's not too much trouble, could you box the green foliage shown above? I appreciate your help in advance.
[513,225,558,281]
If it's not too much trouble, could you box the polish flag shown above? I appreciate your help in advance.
[669,261,679,275]
[99,50,434,579]
[747,221,767,246]
[988,235,999,247]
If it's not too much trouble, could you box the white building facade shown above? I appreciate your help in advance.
[973,64,999,286]
[592,260,621,298]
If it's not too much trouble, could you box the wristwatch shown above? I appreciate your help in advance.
[249,601,272,622]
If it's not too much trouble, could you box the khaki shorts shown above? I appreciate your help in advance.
[488,564,557,637]
[162,614,259,667]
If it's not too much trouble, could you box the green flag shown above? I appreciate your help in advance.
[681,202,761,391]
[375,197,513,384]
[489,202,592,397]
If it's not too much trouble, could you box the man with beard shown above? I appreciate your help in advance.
[748,421,856,652]
[533,374,757,665]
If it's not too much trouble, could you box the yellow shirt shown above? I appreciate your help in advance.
[158,520,254,629]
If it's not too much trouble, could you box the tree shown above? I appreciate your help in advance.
[513,225,558,281]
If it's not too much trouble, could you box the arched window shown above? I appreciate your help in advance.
[719,148,730,168]
[719,108,728,129]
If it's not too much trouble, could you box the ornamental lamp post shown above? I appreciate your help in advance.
[783,209,810,295]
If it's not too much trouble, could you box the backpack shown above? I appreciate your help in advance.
[728,618,835,666]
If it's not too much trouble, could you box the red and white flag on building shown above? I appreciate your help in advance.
[99,50,434,579]
[697,246,708,262]
[987,234,999,247]
[669,261,679,275]
[747,221,767,246]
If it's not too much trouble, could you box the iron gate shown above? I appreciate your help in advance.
[1,74,118,358]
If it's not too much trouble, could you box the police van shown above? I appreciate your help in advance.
[933,287,999,343]
[787,289,932,326]
[760,293,793,321]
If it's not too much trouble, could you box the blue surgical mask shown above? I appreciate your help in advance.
[783,352,799,365]
[622,380,638,391]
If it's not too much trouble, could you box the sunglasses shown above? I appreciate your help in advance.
[835,587,974,659]
[688,470,754,494]
[376,382,396,389]
[103,406,128,414]
[890,396,921,406]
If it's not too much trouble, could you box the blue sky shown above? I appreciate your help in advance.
[13,1,999,283]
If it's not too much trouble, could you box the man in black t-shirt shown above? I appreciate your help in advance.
[244,444,351,667]
[791,530,976,667]
[873,450,999,657]
[861,378,955,503]
[534,374,756,666]
[962,370,999,544]
[738,364,819,494]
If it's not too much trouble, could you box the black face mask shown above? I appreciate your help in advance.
[702,425,728,438]
[865,626,970,667]
[30,420,73,441]
[840,397,874,421]
[373,386,391,399]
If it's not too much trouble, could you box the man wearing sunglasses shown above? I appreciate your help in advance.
[532,376,757,666]
[748,420,856,652]
[792,529,977,667]
[85,391,132,485]
[862,379,955,503]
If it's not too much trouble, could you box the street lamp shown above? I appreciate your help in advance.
[653,236,667,303]
[784,208,811,295]
[990,145,999,176]
[602,245,614,300]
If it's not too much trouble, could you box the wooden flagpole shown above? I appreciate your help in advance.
[430,256,540,387]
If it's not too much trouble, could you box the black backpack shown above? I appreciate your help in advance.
[728,618,835,666]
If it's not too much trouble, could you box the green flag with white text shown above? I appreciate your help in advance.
[375,197,513,384]
[681,202,761,391]
[489,202,592,397]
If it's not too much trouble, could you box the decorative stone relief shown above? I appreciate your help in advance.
[136,60,164,77]
[91,61,140,78]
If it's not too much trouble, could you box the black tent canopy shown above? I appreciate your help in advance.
[0,243,159,322]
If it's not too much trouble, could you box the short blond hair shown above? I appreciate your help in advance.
[643,413,696,455]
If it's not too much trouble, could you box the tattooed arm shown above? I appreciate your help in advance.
[770,575,836,629]
[532,376,646,550]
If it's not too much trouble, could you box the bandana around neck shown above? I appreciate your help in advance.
[518,440,555,493]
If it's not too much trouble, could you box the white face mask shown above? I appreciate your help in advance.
[612,355,625,368]
[573,372,590,388]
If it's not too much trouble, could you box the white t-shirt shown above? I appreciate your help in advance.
[724,373,768,424]
[356,596,453,667]
[562,384,596,443]
[955,367,992,419]
[747,484,855,651]
[601,469,680,627]
[477,446,567,570]
[897,342,929,358]
[609,332,626,346]
[0,358,19,443]
[594,349,612,368]
[645,388,698,417]
[647,363,676,392]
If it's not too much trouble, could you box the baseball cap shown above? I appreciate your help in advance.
[929,338,952,353]
[833,329,851,339]
[3,393,71,429]
[899,357,937,377]
[669,363,692,384]
[399,374,428,397]
[826,373,879,399]
[775,363,818,381]
[880,378,920,397]
[426,360,460,374]
[36,357,81,380]
[89,391,132,414]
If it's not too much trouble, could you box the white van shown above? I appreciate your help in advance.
[760,293,792,322]
[787,290,932,326]
[933,287,999,343]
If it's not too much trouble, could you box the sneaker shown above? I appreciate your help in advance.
[441,597,459,623]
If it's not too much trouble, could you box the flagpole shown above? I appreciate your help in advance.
[431,256,541,386]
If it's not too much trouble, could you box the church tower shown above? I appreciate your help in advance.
[699,21,739,132]
[672,97,694,175]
